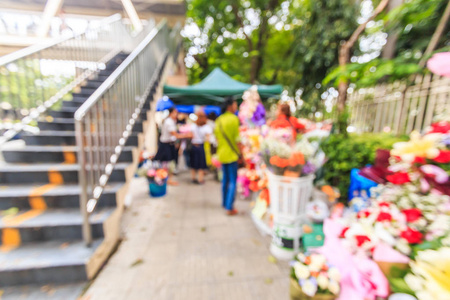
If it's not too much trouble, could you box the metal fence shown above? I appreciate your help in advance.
[347,75,450,135]
[0,14,154,143]
[75,20,180,246]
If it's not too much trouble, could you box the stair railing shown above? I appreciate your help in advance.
[0,14,154,145]
[75,20,179,246]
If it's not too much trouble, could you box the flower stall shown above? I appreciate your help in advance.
[313,121,450,300]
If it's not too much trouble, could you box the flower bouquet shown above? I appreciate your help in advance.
[261,135,321,178]
[290,253,341,300]
[137,160,169,197]
[238,86,266,128]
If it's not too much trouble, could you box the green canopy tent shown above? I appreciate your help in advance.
[163,68,283,105]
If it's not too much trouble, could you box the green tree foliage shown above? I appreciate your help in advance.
[184,0,295,86]
[290,0,359,113]
[324,0,450,89]
[184,0,361,117]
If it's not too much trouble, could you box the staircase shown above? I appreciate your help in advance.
[0,52,157,286]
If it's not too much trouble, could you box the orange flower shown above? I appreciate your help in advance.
[260,188,270,205]
[249,181,259,192]
[269,156,289,168]
[156,169,168,179]
[292,152,305,165]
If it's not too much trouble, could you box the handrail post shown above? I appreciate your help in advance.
[75,119,93,247]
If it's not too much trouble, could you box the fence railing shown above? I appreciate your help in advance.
[0,14,154,144]
[347,75,450,135]
[75,20,179,246]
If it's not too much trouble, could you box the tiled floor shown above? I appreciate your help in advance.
[83,173,290,300]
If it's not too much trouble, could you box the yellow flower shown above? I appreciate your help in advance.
[391,131,443,160]
[407,247,450,300]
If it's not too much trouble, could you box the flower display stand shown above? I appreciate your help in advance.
[267,171,315,259]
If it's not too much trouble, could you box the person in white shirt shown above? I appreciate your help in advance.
[190,110,212,184]
[154,108,191,185]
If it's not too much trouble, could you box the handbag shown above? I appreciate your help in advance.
[218,120,245,168]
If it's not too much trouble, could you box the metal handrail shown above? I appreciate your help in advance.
[0,14,153,144]
[0,14,122,67]
[75,19,178,246]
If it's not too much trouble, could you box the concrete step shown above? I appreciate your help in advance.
[22,131,139,146]
[38,118,143,132]
[82,80,103,89]
[0,208,113,244]
[0,239,102,287]
[0,162,129,184]
[0,183,121,210]
[0,282,85,299]
[38,118,75,131]
[47,107,77,119]
[2,145,134,163]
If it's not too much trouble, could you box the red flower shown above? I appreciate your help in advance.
[377,212,392,222]
[340,227,350,238]
[357,210,371,219]
[400,227,423,244]
[386,172,411,185]
[401,208,422,223]
[355,235,371,247]
[430,121,450,134]
[413,156,426,164]
[434,150,450,164]
[378,202,390,208]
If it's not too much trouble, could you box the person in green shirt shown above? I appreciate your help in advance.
[215,97,240,216]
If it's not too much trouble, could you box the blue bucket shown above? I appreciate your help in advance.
[148,179,167,197]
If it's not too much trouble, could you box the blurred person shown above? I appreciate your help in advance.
[205,111,218,167]
[270,103,305,139]
[215,98,241,216]
[154,108,191,185]
[189,111,211,184]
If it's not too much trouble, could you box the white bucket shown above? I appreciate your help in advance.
[270,220,303,260]
[267,171,315,260]
[267,171,315,223]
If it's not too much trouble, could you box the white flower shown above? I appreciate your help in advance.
[404,274,423,292]
[396,238,411,256]
[327,267,341,282]
[309,254,327,270]
[374,222,396,246]
[416,291,434,300]
[297,253,306,263]
[441,235,450,246]
[328,280,340,295]
[317,274,329,290]
[294,262,310,280]
[302,279,318,297]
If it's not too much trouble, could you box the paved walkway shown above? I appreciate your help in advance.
[83,173,290,300]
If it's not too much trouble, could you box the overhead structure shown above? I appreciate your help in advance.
[163,68,283,105]
[0,0,185,26]
[36,0,65,37]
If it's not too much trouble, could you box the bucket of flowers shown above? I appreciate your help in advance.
[290,253,341,300]
[261,132,326,259]
[137,160,169,197]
